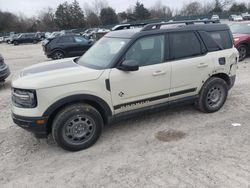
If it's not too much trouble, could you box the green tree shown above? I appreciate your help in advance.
[211,0,233,13]
[86,12,100,27]
[180,1,202,16]
[134,1,150,20]
[0,11,19,32]
[100,7,118,25]
[117,12,128,23]
[37,8,58,31]
[70,0,85,27]
[150,0,172,19]
[212,0,223,13]
[55,0,85,29]
[229,3,247,13]
[55,2,70,29]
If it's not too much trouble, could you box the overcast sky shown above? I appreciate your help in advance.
[0,0,248,17]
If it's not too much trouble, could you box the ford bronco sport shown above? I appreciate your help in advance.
[12,20,238,151]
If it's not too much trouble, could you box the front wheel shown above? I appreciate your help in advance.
[196,77,228,113]
[52,103,103,151]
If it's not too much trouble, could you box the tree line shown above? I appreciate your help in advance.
[0,0,250,33]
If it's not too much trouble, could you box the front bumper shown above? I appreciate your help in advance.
[0,65,10,81]
[42,45,52,58]
[12,113,48,138]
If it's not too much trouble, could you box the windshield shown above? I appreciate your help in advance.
[77,37,129,69]
[230,23,250,34]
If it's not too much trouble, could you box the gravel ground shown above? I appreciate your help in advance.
[0,43,250,188]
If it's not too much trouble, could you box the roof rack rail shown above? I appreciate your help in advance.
[141,20,220,31]
[112,23,148,31]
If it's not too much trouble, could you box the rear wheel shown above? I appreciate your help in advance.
[238,45,248,61]
[196,77,228,113]
[13,41,18,45]
[52,51,64,60]
[52,103,103,151]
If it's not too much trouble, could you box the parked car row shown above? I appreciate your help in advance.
[80,28,110,40]
[2,32,46,45]
[229,15,243,21]
[229,12,250,21]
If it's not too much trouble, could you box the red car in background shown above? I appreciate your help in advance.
[230,22,250,61]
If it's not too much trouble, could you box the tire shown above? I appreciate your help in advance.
[52,51,64,60]
[52,103,103,151]
[33,40,38,44]
[238,45,248,61]
[13,41,18,45]
[196,77,228,113]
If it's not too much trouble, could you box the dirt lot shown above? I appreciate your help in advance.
[0,43,250,188]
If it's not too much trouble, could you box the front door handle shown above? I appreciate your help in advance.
[197,63,208,68]
[152,70,166,76]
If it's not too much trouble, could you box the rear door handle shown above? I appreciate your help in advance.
[152,70,166,76]
[197,63,208,68]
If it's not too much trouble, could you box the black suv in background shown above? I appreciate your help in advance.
[12,33,40,45]
[0,54,10,84]
[42,34,93,59]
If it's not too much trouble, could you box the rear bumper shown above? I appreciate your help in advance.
[12,113,48,138]
[0,65,10,81]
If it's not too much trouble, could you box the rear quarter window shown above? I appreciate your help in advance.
[199,31,220,52]
[209,30,232,49]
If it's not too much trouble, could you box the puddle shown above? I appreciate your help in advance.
[155,129,186,142]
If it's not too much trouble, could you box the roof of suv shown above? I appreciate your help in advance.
[106,21,230,39]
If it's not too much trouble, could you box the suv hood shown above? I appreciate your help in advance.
[12,58,104,89]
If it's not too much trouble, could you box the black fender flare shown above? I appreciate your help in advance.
[43,94,112,121]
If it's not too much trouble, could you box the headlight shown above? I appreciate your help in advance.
[12,88,37,108]
[234,38,240,42]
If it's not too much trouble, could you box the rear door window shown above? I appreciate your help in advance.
[58,36,74,44]
[170,32,202,59]
[73,36,88,44]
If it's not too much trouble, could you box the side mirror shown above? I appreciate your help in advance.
[118,59,139,71]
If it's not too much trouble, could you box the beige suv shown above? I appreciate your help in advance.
[12,20,238,151]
